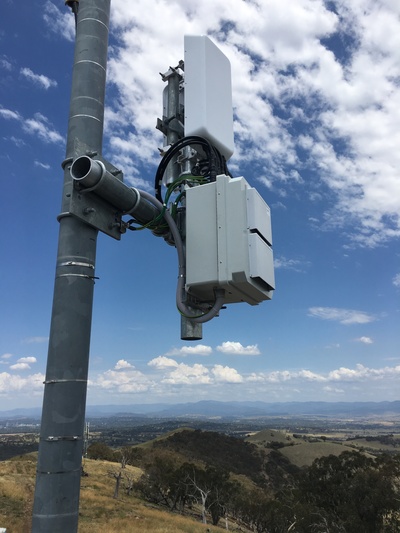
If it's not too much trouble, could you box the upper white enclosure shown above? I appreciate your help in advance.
[184,35,234,160]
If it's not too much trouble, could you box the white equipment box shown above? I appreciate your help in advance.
[184,35,234,160]
[185,175,275,305]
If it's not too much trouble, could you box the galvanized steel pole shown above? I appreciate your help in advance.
[32,1,110,531]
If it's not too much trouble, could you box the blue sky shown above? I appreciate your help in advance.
[1,0,399,410]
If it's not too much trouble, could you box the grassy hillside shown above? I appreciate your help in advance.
[2,427,399,532]
[246,428,294,446]
[279,441,353,467]
[246,429,374,467]
[0,454,227,533]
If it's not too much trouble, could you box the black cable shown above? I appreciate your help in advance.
[154,135,227,202]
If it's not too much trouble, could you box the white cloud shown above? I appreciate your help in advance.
[148,356,243,385]
[308,306,376,325]
[393,274,400,288]
[355,336,373,344]
[211,365,243,383]
[166,345,213,357]
[0,107,62,144]
[4,360,400,404]
[17,357,37,364]
[23,113,63,144]
[0,372,44,393]
[20,67,57,90]
[216,341,260,355]
[7,357,37,371]
[43,1,75,41]
[9,136,25,148]
[149,356,211,385]
[114,359,134,370]
[148,356,179,370]
[34,161,51,170]
[1,353,13,360]
[10,363,32,371]
[297,369,326,382]
[161,362,211,385]
[274,256,309,272]
[93,366,152,393]
[246,363,400,386]
[0,58,12,71]
[0,108,21,121]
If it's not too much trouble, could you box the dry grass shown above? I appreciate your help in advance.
[0,455,36,532]
[247,428,294,445]
[279,441,355,467]
[0,455,226,533]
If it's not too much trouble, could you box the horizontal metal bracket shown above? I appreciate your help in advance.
[62,138,124,240]
[45,436,81,442]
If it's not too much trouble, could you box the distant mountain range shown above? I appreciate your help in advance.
[1,400,400,420]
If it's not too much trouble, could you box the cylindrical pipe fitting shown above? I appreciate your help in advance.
[70,155,103,188]
[71,156,161,223]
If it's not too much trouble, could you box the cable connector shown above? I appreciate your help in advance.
[65,0,79,6]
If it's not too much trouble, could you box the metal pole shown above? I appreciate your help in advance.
[32,1,110,531]
[161,68,203,340]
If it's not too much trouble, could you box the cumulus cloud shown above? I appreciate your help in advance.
[149,357,210,385]
[9,357,37,371]
[166,345,213,357]
[211,365,243,383]
[8,356,37,371]
[17,357,37,364]
[0,372,44,393]
[1,353,13,360]
[20,67,57,90]
[93,363,152,393]
[216,341,260,355]
[355,336,373,344]
[308,306,376,325]
[246,363,400,386]
[148,356,244,385]
[3,360,400,403]
[114,359,134,370]
[148,356,179,370]
[10,363,31,371]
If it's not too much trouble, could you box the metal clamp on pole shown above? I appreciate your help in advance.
[70,155,161,224]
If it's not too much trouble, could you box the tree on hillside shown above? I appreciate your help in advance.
[135,451,179,509]
[186,466,211,524]
[183,465,236,526]
[87,441,115,462]
[154,429,265,483]
[297,451,400,532]
[109,469,123,499]
[114,446,137,468]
